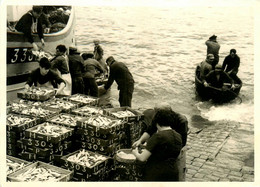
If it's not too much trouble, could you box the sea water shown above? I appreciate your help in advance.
[74,2,254,127]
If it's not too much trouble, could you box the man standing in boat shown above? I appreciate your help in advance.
[222,49,240,81]
[15,5,45,51]
[205,35,220,69]
[93,39,108,74]
[102,56,134,107]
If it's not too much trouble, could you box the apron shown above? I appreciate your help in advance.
[60,73,72,96]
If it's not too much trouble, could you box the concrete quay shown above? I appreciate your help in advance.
[185,120,254,182]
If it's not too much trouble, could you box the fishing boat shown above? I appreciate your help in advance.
[7,5,76,101]
[195,65,242,103]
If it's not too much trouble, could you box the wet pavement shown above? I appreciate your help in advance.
[185,120,254,182]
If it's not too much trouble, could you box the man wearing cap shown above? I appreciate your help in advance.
[103,56,134,107]
[205,35,220,68]
[222,49,240,80]
[204,64,234,89]
[68,47,85,94]
[200,54,214,83]
[93,40,108,75]
[15,5,45,51]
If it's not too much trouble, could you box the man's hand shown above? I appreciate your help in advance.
[203,82,208,87]
[132,139,142,149]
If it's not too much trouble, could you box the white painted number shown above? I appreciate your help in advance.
[11,48,19,63]
[21,48,27,62]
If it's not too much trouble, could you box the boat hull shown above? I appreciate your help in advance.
[195,65,242,103]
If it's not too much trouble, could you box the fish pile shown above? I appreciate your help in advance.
[67,149,107,168]
[14,165,63,181]
[7,114,34,126]
[45,99,77,110]
[74,106,103,115]
[49,114,82,127]
[69,95,97,104]
[8,102,29,113]
[19,107,55,117]
[6,158,26,175]
[85,116,122,129]
[112,110,136,118]
[32,50,54,61]
[31,123,71,137]
[25,87,54,95]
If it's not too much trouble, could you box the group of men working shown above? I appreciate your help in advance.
[14,6,246,181]
[201,35,240,89]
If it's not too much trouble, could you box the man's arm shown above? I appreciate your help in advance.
[104,66,115,90]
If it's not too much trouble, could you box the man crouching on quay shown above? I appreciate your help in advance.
[101,56,134,107]
[24,57,66,95]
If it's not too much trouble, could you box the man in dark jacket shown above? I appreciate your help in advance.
[103,56,134,107]
[81,53,105,97]
[15,5,45,51]
[222,49,240,79]
[24,57,66,95]
[68,47,84,95]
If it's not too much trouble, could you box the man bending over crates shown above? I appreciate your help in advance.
[132,105,188,181]
[24,57,66,95]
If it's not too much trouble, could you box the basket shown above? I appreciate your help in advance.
[115,149,136,163]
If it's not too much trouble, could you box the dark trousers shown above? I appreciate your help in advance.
[119,82,134,107]
[84,77,98,97]
[71,76,84,95]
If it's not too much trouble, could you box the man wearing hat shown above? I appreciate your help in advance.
[205,35,220,69]
[200,54,214,83]
[102,56,134,107]
[204,64,234,89]
[68,46,85,94]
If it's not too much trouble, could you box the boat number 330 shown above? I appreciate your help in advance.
[7,48,36,64]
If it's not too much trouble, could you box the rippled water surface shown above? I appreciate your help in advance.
[74,5,254,125]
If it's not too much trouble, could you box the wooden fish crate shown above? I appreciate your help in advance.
[71,105,104,117]
[61,149,112,174]
[25,122,74,144]
[76,115,125,135]
[43,98,80,113]
[19,151,55,162]
[103,107,144,122]
[6,155,32,177]
[7,161,73,182]
[64,94,99,106]
[17,88,55,101]
[47,113,86,128]
[6,113,40,132]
